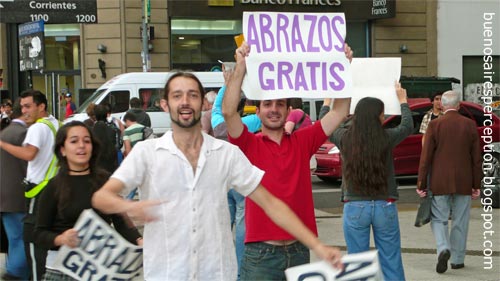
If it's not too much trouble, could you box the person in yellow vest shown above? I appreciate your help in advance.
[0,90,60,280]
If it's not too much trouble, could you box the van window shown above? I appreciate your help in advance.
[75,89,107,113]
[105,91,130,113]
[140,88,164,111]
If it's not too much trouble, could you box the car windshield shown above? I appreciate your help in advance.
[75,89,107,113]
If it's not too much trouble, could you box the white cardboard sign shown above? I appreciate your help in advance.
[52,209,143,280]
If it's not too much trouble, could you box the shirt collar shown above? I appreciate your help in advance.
[156,130,224,155]
[444,108,458,114]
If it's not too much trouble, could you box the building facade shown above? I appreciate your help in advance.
[0,0,440,118]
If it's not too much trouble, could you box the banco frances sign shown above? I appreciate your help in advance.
[0,0,97,23]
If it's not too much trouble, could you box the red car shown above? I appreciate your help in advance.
[314,99,500,182]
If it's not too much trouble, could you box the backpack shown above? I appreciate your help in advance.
[141,126,155,140]
[106,119,123,150]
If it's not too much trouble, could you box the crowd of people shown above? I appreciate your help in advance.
[0,41,483,281]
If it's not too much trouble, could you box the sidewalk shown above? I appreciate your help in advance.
[313,205,500,280]
[2,206,498,280]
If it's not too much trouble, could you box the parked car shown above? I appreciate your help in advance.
[313,99,500,200]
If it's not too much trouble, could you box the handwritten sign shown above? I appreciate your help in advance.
[350,58,402,115]
[242,12,352,100]
[52,209,143,280]
[285,250,382,281]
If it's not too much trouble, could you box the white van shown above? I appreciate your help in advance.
[66,72,224,135]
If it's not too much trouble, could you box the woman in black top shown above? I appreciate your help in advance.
[34,121,141,280]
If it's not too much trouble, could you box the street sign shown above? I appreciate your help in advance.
[0,0,97,23]
[18,20,44,71]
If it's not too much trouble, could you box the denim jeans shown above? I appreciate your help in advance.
[343,200,405,281]
[228,189,246,277]
[1,212,29,279]
[431,194,471,264]
[241,241,309,281]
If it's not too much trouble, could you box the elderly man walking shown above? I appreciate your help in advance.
[417,90,482,274]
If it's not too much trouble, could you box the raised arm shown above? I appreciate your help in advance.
[320,98,351,136]
[222,43,249,139]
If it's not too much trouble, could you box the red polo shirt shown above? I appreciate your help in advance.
[229,121,327,242]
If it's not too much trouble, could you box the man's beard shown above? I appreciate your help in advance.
[171,115,201,128]
[169,105,202,129]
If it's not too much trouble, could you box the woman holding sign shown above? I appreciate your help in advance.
[323,83,412,281]
[34,121,142,280]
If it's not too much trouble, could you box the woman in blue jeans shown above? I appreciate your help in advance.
[326,84,413,280]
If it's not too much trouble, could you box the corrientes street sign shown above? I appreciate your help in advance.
[0,0,98,23]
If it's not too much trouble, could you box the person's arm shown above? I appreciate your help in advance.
[318,44,354,136]
[319,98,351,136]
[247,185,343,268]
[284,121,296,134]
[92,178,161,225]
[0,141,38,161]
[318,98,332,120]
[387,83,413,146]
[123,139,132,157]
[222,43,248,139]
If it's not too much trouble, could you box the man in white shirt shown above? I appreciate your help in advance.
[92,72,343,281]
[0,90,60,280]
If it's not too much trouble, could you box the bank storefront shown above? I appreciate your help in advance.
[168,0,395,71]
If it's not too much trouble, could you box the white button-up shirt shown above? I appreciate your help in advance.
[112,131,264,281]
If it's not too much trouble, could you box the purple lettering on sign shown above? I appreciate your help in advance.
[276,14,290,53]
[332,16,345,52]
[322,62,328,91]
[259,63,274,90]
[246,15,261,53]
[295,63,309,91]
[291,15,306,52]
[306,62,320,90]
[329,62,345,90]
[304,15,320,52]
[277,62,294,90]
[318,16,333,52]
[260,14,275,52]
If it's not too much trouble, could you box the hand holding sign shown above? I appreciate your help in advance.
[55,228,80,248]
[395,82,408,104]
[312,243,344,270]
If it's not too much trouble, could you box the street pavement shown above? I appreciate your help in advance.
[313,204,500,281]
[2,205,499,280]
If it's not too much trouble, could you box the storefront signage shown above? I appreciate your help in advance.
[18,20,44,71]
[0,0,97,23]
[241,12,352,100]
[241,0,341,6]
[169,0,395,21]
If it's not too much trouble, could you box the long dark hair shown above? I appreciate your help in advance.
[341,97,389,196]
[52,121,109,214]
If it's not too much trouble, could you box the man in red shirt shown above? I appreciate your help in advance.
[222,42,352,280]
[64,92,76,119]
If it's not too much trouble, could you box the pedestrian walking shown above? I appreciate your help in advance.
[417,90,482,274]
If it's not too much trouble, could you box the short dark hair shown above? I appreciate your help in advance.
[10,99,23,119]
[20,89,48,111]
[94,104,108,121]
[130,97,142,108]
[123,112,137,122]
[430,91,443,102]
[163,72,205,101]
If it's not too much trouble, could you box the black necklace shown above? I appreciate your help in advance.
[68,167,90,173]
